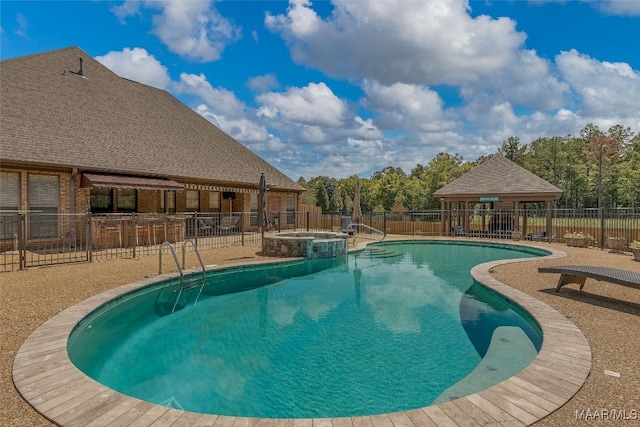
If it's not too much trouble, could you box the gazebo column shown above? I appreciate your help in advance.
[482,204,486,233]
[513,200,520,232]
[464,201,470,234]
[445,201,451,236]
[522,203,528,236]
[447,202,458,236]
[546,200,553,239]
[440,198,446,236]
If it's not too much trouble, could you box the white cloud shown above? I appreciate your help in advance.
[195,104,269,142]
[100,1,639,179]
[298,125,327,144]
[96,47,171,89]
[362,80,456,132]
[175,72,246,116]
[266,0,526,85]
[112,0,240,62]
[556,49,640,119]
[459,49,570,112]
[256,82,347,127]
[597,0,640,16]
[110,1,141,24]
[247,74,280,92]
[351,117,384,140]
[15,12,28,38]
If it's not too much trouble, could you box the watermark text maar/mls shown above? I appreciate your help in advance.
[575,409,638,421]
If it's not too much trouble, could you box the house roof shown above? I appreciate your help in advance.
[433,155,563,200]
[0,46,303,192]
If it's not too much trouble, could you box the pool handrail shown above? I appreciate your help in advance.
[348,222,386,241]
[161,240,207,313]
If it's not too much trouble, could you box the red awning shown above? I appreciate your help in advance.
[80,173,184,191]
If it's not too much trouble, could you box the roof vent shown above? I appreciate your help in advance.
[66,57,86,78]
[77,57,84,76]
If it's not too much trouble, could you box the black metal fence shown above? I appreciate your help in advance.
[1,208,638,271]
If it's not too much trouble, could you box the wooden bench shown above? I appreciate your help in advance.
[538,265,640,293]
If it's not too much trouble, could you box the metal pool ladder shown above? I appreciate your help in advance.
[162,240,207,313]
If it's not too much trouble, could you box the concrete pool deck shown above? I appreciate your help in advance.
[3,236,640,426]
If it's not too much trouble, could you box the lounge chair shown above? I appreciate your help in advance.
[526,230,546,241]
[452,226,465,236]
[198,218,214,236]
[538,265,640,293]
[216,216,239,234]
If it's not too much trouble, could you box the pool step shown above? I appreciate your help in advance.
[356,247,403,259]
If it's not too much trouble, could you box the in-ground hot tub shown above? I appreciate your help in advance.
[262,231,349,258]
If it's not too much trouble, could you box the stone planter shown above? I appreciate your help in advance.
[631,247,640,262]
[606,237,626,253]
[511,231,522,241]
[566,237,590,248]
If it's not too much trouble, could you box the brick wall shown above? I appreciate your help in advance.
[1,166,300,216]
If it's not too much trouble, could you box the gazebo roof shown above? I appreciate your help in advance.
[433,155,562,201]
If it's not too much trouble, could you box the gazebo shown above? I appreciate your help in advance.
[433,155,563,238]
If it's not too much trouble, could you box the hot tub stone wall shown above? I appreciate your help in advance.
[306,238,348,259]
[262,232,348,258]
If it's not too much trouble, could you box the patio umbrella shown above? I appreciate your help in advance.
[258,172,267,233]
[352,179,362,224]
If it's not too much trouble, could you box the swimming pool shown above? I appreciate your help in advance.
[67,240,549,418]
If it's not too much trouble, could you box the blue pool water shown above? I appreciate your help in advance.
[68,241,548,418]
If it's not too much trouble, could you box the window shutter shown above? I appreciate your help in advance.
[0,172,20,208]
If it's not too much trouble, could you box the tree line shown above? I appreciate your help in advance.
[297,123,640,213]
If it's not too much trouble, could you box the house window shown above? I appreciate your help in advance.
[186,190,199,211]
[209,191,220,211]
[286,194,295,225]
[166,192,176,213]
[90,188,113,213]
[0,172,20,239]
[117,189,137,212]
[160,191,177,213]
[90,188,137,212]
[28,174,59,238]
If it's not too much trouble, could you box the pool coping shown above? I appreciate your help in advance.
[12,240,591,427]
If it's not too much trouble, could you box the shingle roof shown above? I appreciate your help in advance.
[0,46,303,192]
[433,155,562,198]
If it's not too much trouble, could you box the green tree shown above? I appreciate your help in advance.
[315,181,329,212]
[419,153,468,209]
[498,136,526,165]
[370,168,406,211]
[297,177,316,205]
[327,187,344,212]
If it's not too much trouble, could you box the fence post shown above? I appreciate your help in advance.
[241,212,245,246]
[87,213,93,263]
[193,212,199,247]
[599,207,605,250]
[131,213,138,258]
[18,213,26,270]
[411,213,415,236]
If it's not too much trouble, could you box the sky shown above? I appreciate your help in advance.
[1,1,639,182]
